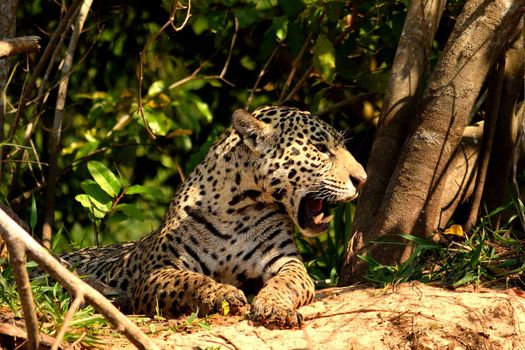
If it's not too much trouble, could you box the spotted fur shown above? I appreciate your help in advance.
[61,106,367,328]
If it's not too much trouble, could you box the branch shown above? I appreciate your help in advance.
[6,237,39,350]
[0,208,160,350]
[136,0,193,140]
[278,32,314,104]
[245,46,279,110]
[0,36,41,58]
[42,0,93,249]
[6,0,83,141]
[0,321,63,349]
[0,0,83,180]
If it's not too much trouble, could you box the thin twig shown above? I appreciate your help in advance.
[137,0,193,140]
[3,0,81,188]
[282,4,359,103]
[220,16,238,79]
[172,0,192,31]
[5,0,83,143]
[42,0,93,248]
[245,46,280,111]
[51,295,84,350]
[9,28,107,188]
[282,65,313,102]
[278,32,314,104]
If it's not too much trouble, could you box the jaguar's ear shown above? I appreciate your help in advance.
[232,109,271,151]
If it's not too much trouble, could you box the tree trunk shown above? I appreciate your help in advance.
[351,0,446,229]
[340,0,525,285]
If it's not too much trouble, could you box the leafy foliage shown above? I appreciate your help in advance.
[1,3,524,347]
[362,206,525,288]
[4,0,413,255]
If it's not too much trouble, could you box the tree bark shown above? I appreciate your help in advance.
[340,0,525,284]
[438,122,483,227]
[351,0,446,229]
[0,0,19,95]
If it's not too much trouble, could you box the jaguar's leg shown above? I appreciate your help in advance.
[251,259,315,328]
[132,267,248,317]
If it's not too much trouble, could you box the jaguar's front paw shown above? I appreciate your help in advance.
[250,298,303,329]
[200,283,248,316]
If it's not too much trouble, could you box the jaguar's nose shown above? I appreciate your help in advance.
[350,174,367,190]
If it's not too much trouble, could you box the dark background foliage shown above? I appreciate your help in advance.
[4,0,465,280]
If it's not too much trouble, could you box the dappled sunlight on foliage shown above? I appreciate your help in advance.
[4,0,411,258]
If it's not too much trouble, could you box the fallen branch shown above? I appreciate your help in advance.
[0,208,160,350]
[0,321,66,349]
[0,36,41,58]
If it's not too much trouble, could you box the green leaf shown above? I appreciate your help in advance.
[470,243,483,269]
[198,321,211,331]
[221,300,230,316]
[186,311,197,324]
[191,15,209,35]
[87,161,121,198]
[273,16,288,41]
[115,204,145,221]
[452,271,479,287]
[255,0,277,10]
[30,195,37,232]
[147,80,167,97]
[233,7,260,29]
[313,34,336,82]
[126,185,164,199]
[80,180,113,211]
[75,194,107,219]
[143,106,174,136]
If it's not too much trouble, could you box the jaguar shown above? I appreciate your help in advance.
[61,105,367,328]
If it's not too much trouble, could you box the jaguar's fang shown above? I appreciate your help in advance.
[321,214,334,224]
[313,213,324,225]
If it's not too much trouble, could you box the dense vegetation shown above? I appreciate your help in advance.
[1,0,523,303]
[4,0,411,273]
[1,0,524,346]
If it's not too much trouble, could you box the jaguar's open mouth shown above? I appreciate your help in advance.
[298,194,334,233]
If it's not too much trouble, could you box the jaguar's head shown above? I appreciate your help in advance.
[232,106,367,237]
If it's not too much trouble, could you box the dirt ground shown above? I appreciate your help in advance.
[2,282,525,349]
[129,282,525,349]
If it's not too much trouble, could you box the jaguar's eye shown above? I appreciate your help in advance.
[314,143,331,155]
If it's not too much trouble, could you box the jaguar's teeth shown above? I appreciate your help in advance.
[313,213,324,225]
[321,215,334,224]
